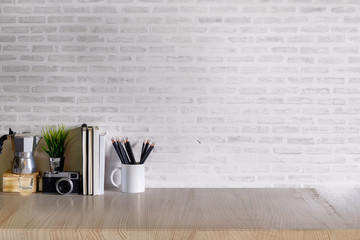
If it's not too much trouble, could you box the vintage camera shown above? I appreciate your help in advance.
[42,171,80,195]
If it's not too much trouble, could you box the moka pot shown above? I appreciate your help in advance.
[12,135,42,173]
[0,129,42,174]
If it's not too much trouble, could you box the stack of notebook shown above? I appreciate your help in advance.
[81,123,106,196]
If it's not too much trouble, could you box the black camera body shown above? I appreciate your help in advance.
[42,171,80,195]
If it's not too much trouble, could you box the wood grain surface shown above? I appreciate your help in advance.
[0,188,360,240]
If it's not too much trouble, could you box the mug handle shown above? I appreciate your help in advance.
[110,167,121,188]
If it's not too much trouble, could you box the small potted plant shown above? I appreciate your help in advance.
[42,124,72,173]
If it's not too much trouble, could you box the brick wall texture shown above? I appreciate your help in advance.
[1,0,360,187]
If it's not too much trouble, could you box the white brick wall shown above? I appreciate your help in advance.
[1,0,360,188]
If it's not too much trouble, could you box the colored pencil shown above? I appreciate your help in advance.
[141,142,155,164]
[140,140,145,163]
[142,140,150,162]
[117,138,130,164]
[125,138,136,164]
[112,137,155,165]
[111,138,124,164]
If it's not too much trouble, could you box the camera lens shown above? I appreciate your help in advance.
[55,178,73,195]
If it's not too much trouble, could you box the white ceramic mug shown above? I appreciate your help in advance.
[110,164,145,193]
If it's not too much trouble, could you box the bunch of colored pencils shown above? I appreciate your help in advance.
[111,138,155,165]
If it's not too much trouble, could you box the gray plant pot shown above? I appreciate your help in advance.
[49,157,65,173]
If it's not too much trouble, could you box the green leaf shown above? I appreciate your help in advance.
[42,124,73,158]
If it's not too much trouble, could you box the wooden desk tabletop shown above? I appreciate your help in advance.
[1,188,360,240]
